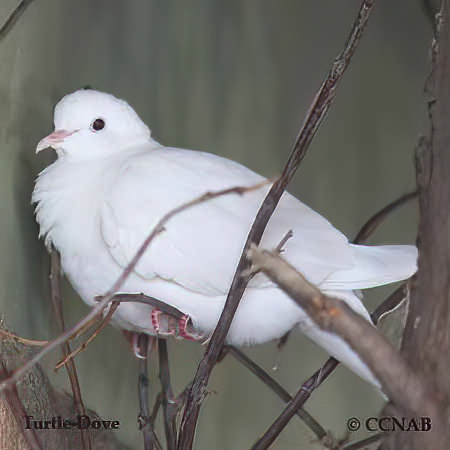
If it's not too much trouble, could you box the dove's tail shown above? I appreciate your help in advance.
[323,244,417,290]
[303,317,383,391]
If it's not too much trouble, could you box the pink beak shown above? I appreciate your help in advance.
[36,130,76,153]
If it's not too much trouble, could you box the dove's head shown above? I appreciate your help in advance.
[36,89,152,160]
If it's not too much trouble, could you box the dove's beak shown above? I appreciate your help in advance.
[36,130,76,153]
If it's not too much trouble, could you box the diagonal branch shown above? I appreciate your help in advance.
[227,346,328,440]
[0,0,34,39]
[250,358,339,450]
[54,301,120,370]
[178,1,377,447]
[352,191,418,245]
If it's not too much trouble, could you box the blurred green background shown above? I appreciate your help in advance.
[0,1,429,448]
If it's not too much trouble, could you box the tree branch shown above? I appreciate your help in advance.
[0,0,34,39]
[136,334,160,450]
[352,191,418,245]
[178,1,377,447]
[226,346,327,440]
[250,358,339,450]
[158,339,177,450]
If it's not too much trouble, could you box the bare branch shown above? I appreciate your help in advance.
[0,0,34,39]
[135,334,160,450]
[107,294,184,320]
[54,302,120,371]
[353,191,418,245]
[275,229,293,253]
[178,2,377,447]
[158,339,177,450]
[0,330,47,346]
[370,282,410,325]
[247,247,441,420]
[227,346,327,440]
[250,358,339,450]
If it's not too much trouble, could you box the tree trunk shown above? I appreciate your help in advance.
[384,1,450,448]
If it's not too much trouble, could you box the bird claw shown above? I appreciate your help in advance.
[123,330,155,359]
[151,309,203,341]
[151,309,176,337]
[175,314,198,341]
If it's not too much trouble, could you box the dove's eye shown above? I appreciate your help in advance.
[91,118,105,131]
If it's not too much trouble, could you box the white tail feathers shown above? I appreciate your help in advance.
[323,244,417,290]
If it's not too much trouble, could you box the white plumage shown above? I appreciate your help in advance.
[33,89,417,390]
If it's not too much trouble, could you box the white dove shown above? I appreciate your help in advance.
[33,89,417,389]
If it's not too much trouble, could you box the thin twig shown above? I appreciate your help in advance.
[145,391,164,450]
[353,191,418,244]
[150,392,163,425]
[54,302,120,370]
[136,334,156,450]
[158,339,177,450]
[273,330,291,370]
[0,182,265,393]
[227,346,327,440]
[178,1,377,447]
[371,283,409,325]
[250,358,338,450]
[275,229,294,253]
[49,250,90,450]
[0,0,34,39]
[0,330,47,346]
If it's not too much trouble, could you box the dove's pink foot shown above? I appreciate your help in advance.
[176,314,198,341]
[151,308,201,341]
[151,309,175,336]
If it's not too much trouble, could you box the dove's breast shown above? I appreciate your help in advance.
[33,156,128,294]
[35,160,105,248]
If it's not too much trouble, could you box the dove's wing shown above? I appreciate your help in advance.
[100,147,357,296]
